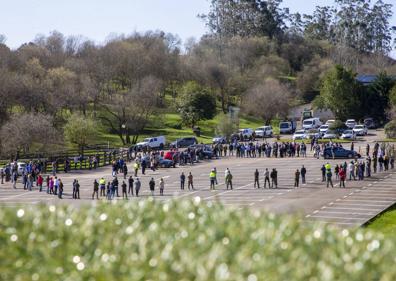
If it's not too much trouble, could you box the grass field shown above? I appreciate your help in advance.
[366,205,396,235]
[97,113,265,147]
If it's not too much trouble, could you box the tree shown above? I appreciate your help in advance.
[177,82,216,127]
[242,78,290,124]
[64,113,98,154]
[315,65,364,121]
[384,120,396,138]
[100,76,163,145]
[201,0,288,39]
[216,113,237,140]
[0,113,60,157]
[364,72,395,123]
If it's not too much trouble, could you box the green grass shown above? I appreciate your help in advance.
[366,205,396,235]
[96,113,265,146]
[2,200,396,280]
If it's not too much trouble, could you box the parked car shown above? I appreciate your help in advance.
[239,128,254,139]
[352,124,368,136]
[345,119,357,129]
[212,136,227,144]
[322,147,359,159]
[322,130,338,139]
[340,130,356,140]
[306,129,321,139]
[255,126,273,138]
[279,120,297,134]
[319,125,329,136]
[17,162,26,176]
[293,130,307,140]
[158,157,174,168]
[136,136,166,149]
[302,118,322,130]
[164,151,180,161]
[364,117,378,129]
[325,119,335,126]
[170,137,198,148]
[189,144,213,159]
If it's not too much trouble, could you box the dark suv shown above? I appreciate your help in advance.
[170,137,198,148]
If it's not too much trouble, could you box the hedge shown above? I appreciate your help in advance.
[0,199,395,281]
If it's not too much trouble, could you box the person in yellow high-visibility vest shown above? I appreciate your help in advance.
[99,177,106,197]
[133,162,139,177]
[209,169,216,190]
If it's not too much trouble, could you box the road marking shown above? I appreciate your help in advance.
[310,214,368,220]
[203,183,254,200]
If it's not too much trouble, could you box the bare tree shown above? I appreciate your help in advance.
[242,78,291,124]
[100,76,163,145]
[0,113,61,157]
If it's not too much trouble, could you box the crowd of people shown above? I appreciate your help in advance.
[0,140,395,200]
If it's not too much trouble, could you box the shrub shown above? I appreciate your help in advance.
[0,200,395,281]
[384,120,396,138]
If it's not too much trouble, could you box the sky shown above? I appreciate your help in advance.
[0,0,395,50]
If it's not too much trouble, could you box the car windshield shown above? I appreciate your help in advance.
[354,125,364,129]
[256,128,264,131]
[303,120,312,125]
[295,131,304,134]
[344,130,352,134]
[143,138,151,142]
[347,120,355,123]
[280,123,289,128]
[320,125,328,129]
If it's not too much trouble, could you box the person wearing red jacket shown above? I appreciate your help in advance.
[339,168,346,188]
[37,174,44,192]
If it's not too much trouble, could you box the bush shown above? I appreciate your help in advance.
[1,200,396,280]
[384,120,396,138]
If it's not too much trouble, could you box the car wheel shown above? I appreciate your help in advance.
[347,153,353,159]
[324,154,329,159]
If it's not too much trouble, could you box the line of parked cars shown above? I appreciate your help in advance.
[291,117,375,141]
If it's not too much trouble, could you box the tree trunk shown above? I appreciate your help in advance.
[220,88,227,114]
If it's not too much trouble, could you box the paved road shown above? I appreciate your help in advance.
[1,141,395,228]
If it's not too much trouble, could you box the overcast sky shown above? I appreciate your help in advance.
[1,0,395,53]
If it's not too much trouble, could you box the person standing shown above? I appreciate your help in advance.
[0,168,4,184]
[99,177,106,197]
[54,177,59,195]
[321,165,326,182]
[122,181,128,199]
[135,177,141,197]
[339,168,346,188]
[128,176,134,196]
[294,169,300,188]
[58,179,63,199]
[264,168,270,188]
[326,168,333,188]
[133,162,139,177]
[113,177,119,197]
[149,178,155,196]
[74,180,80,199]
[123,163,128,180]
[270,168,278,188]
[159,178,165,196]
[46,175,50,193]
[92,179,99,199]
[209,169,216,190]
[37,174,43,192]
[300,166,306,184]
[225,170,233,190]
[180,172,186,190]
[213,168,218,185]
[188,172,194,190]
[254,169,260,188]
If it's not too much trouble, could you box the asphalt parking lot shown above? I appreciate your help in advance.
[1,138,395,228]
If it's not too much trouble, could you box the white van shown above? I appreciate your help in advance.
[302,118,322,130]
[136,136,166,149]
